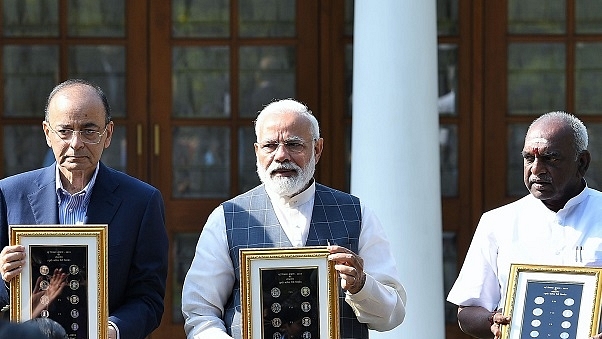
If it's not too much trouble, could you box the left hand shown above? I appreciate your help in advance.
[327,245,366,294]
[590,333,602,339]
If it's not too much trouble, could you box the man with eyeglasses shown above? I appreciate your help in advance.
[182,99,406,339]
[0,79,168,339]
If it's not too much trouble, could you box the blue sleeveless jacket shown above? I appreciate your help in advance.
[222,183,369,339]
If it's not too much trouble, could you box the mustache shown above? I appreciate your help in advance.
[269,161,299,173]
[529,176,551,184]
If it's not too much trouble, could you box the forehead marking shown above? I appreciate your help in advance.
[528,137,548,144]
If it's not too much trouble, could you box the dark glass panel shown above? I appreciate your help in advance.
[172,126,230,198]
[239,0,295,38]
[239,46,295,117]
[68,0,125,37]
[172,47,230,118]
[172,0,230,38]
[3,45,59,117]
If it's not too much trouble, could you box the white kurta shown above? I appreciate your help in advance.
[447,187,602,311]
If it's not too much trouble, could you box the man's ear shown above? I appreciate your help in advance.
[577,150,591,177]
[42,121,52,148]
[314,137,324,164]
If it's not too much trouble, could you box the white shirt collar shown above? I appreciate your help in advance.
[560,184,589,212]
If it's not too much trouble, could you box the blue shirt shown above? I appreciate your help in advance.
[55,164,99,224]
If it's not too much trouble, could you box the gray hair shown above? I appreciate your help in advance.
[45,78,112,125]
[254,99,320,140]
[529,111,588,154]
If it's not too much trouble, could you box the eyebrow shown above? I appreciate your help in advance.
[55,122,102,129]
[521,150,560,157]
[261,136,305,143]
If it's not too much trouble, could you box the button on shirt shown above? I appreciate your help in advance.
[55,164,99,225]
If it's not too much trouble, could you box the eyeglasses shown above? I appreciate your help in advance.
[46,123,108,144]
[256,140,314,154]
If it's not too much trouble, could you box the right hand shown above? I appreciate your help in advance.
[0,245,26,282]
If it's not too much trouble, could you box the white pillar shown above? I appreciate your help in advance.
[351,1,444,339]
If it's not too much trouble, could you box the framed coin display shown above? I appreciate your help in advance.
[10,224,108,339]
[240,247,339,339]
[502,264,602,339]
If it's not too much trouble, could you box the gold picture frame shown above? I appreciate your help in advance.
[240,246,339,339]
[10,224,108,339]
[502,264,602,339]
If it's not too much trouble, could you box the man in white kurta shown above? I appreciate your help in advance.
[448,187,602,310]
[447,111,602,339]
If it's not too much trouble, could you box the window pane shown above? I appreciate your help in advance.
[68,0,125,37]
[438,44,458,116]
[437,0,459,35]
[68,45,126,118]
[3,45,59,117]
[238,127,260,193]
[507,123,529,196]
[172,47,230,118]
[172,0,230,38]
[239,46,296,117]
[576,0,602,34]
[440,124,458,197]
[584,124,602,191]
[3,0,59,37]
[576,43,602,115]
[508,43,565,115]
[508,0,565,34]
[171,232,200,323]
[239,0,295,38]
[3,125,50,176]
[101,125,127,173]
[172,126,230,198]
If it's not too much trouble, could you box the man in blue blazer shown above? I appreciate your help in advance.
[0,79,168,339]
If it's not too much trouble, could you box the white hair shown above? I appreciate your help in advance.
[529,111,588,153]
[254,99,320,140]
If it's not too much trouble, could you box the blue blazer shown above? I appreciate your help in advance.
[0,162,168,339]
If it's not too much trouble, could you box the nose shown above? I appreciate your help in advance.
[272,143,291,161]
[68,132,85,149]
[530,156,546,175]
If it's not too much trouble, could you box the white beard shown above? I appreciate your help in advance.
[257,154,316,197]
